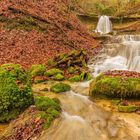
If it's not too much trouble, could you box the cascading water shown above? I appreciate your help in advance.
[120,35,140,72]
[90,35,140,76]
[95,15,112,35]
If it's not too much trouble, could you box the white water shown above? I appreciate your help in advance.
[95,15,112,35]
[90,35,140,76]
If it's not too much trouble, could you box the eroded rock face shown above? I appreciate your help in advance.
[90,70,140,99]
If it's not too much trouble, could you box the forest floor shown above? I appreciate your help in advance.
[0,0,98,68]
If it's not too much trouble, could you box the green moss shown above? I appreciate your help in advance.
[29,64,46,77]
[69,75,81,82]
[111,100,121,105]
[46,107,60,118]
[0,63,34,123]
[90,74,140,99]
[50,83,71,93]
[34,79,46,84]
[118,105,138,113]
[0,63,29,84]
[35,96,61,129]
[36,111,48,120]
[53,73,64,81]
[68,67,75,74]
[35,96,61,111]
[45,68,63,77]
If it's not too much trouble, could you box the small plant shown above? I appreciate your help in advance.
[50,83,71,93]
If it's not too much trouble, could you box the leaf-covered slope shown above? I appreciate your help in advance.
[0,0,97,68]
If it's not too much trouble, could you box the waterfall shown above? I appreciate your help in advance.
[95,15,112,35]
[120,35,140,72]
[90,35,140,77]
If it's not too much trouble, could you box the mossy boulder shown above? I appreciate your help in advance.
[53,73,64,81]
[0,63,34,122]
[90,73,140,99]
[45,68,63,77]
[118,105,138,113]
[35,96,61,112]
[29,64,46,77]
[69,75,81,82]
[35,96,61,129]
[50,83,71,93]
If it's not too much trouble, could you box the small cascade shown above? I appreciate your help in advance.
[119,35,140,72]
[95,15,112,35]
[90,35,140,76]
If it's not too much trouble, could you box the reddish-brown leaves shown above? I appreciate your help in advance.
[104,70,140,78]
[0,0,98,68]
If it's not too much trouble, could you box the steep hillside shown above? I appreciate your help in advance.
[0,0,97,68]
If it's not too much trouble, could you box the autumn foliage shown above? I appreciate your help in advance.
[0,0,97,68]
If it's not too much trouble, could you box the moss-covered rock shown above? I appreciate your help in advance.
[69,75,81,82]
[0,63,34,123]
[90,73,140,99]
[50,83,71,93]
[53,73,64,81]
[35,96,61,129]
[45,68,63,77]
[35,96,61,111]
[29,64,46,77]
[118,105,138,113]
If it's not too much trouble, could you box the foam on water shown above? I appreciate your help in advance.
[62,112,85,123]
[93,56,128,77]
[68,90,89,101]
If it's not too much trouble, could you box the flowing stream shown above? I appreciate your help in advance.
[36,35,140,140]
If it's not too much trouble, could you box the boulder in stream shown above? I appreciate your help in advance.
[90,70,140,99]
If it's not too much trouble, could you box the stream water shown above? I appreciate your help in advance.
[36,35,140,140]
